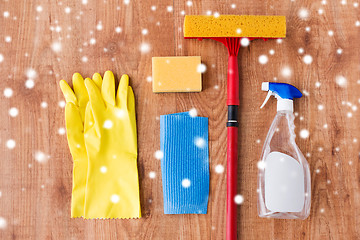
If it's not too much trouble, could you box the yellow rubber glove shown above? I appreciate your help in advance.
[59,73,102,218]
[83,71,141,219]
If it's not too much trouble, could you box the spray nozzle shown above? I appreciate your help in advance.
[260,82,302,112]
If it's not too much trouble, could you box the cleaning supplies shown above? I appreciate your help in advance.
[258,82,311,219]
[60,71,141,219]
[152,56,202,92]
[184,15,286,240]
[160,112,209,214]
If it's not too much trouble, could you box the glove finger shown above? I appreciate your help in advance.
[92,72,103,89]
[101,70,116,107]
[127,86,136,113]
[116,74,129,109]
[85,78,106,123]
[59,80,77,105]
[65,102,84,151]
[84,102,94,133]
[73,73,89,109]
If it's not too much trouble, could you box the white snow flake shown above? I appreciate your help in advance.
[139,43,150,53]
[51,41,62,52]
[81,56,88,62]
[141,29,148,35]
[0,54,3,62]
[197,63,207,73]
[154,150,164,160]
[5,36,12,42]
[115,26,122,33]
[258,55,268,64]
[300,129,310,139]
[189,108,198,117]
[298,8,309,20]
[0,217,7,229]
[4,88,13,98]
[182,178,191,188]
[100,166,107,173]
[35,151,49,163]
[96,22,103,31]
[58,101,65,108]
[303,54,313,64]
[241,38,250,47]
[234,194,244,204]
[65,7,71,14]
[25,79,35,89]
[58,127,66,135]
[257,161,266,170]
[40,102,48,108]
[281,66,292,78]
[167,6,173,12]
[149,171,156,179]
[26,68,37,78]
[9,107,19,117]
[215,164,224,174]
[111,194,120,203]
[103,120,113,129]
[194,137,206,148]
[89,38,96,45]
[6,139,16,149]
[335,75,347,87]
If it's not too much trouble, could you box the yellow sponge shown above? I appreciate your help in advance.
[152,56,202,93]
[184,15,286,38]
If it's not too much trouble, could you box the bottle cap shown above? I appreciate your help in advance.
[260,82,302,112]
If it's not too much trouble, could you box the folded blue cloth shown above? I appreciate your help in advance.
[160,112,209,214]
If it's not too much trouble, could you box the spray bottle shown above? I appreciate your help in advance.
[257,82,311,219]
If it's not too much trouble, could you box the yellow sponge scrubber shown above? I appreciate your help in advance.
[184,15,286,38]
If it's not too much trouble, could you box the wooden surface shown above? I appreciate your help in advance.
[0,0,359,239]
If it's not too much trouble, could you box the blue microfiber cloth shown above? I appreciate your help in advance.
[160,112,209,214]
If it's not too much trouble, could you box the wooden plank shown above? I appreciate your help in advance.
[0,0,359,239]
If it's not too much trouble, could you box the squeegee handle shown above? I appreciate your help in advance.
[226,55,239,240]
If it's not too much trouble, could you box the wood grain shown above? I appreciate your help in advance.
[0,0,359,239]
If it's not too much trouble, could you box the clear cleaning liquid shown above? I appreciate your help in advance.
[257,110,311,219]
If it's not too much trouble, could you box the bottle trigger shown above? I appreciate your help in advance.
[260,91,273,109]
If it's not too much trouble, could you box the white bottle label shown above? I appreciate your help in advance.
[264,152,305,212]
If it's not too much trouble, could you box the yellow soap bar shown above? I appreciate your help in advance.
[152,56,202,93]
[184,15,286,38]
